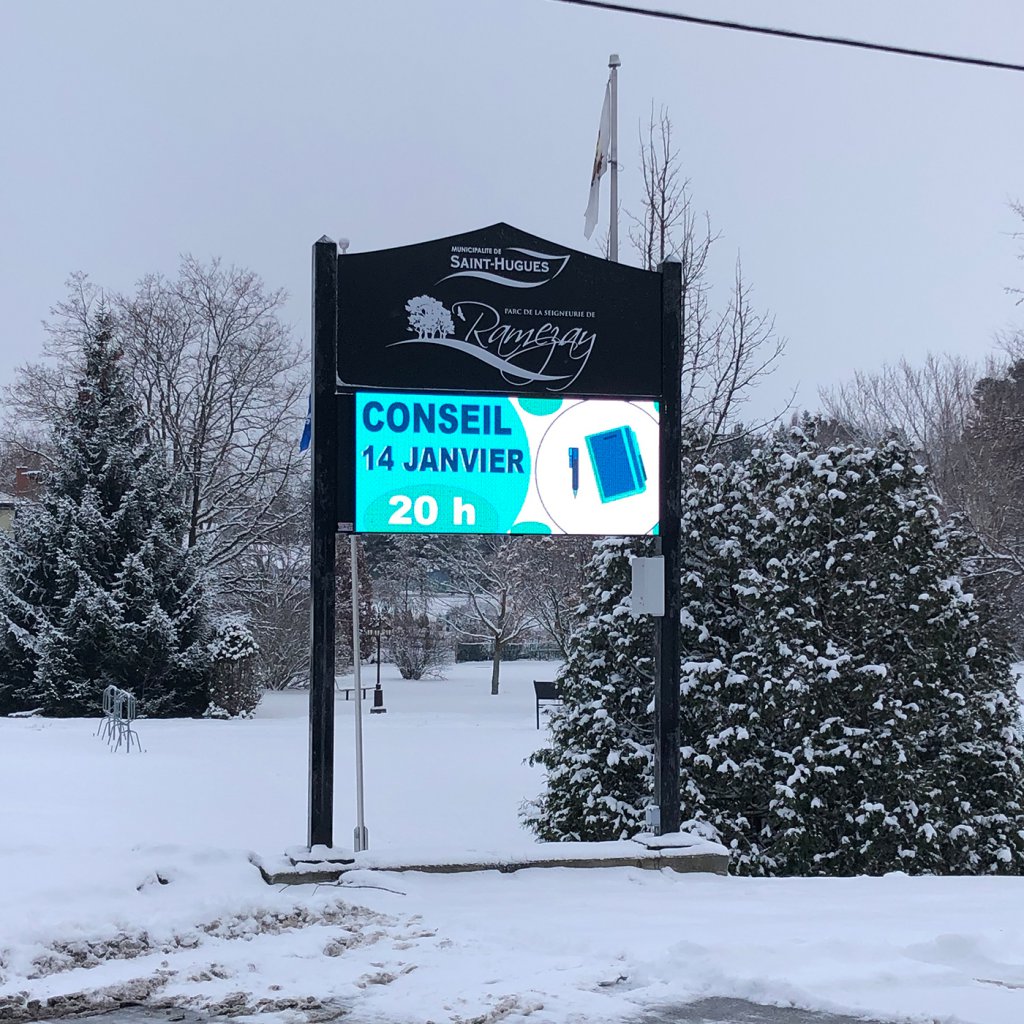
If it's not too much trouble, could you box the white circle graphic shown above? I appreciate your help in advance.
[534,401,658,534]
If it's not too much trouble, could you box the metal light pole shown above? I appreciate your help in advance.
[350,534,369,852]
[337,237,369,855]
[366,605,389,714]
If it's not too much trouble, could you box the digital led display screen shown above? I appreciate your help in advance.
[354,392,659,535]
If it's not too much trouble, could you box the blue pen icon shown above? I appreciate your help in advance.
[569,447,579,498]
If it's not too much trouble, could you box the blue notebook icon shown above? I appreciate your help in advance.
[585,425,647,503]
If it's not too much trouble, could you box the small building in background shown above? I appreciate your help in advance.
[0,467,43,532]
[0,492,13,532]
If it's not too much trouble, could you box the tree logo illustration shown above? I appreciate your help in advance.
[405,295,454,340]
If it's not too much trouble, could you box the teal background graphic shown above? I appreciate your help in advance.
[517,397,562,417]
[355,393,531,533]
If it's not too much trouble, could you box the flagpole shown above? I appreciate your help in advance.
[608,52,620,262]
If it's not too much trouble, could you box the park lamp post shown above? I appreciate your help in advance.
[365,605,389,715]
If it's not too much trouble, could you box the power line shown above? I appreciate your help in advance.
[552,0,1024,75]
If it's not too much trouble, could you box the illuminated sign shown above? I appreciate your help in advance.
[354,392,659,535]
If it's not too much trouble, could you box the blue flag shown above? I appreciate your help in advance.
[299,395,311,452]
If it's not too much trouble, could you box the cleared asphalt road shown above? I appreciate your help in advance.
[638,997,891,1023]
[38,998,893,1024]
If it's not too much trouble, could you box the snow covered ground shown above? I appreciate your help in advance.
[3,660,1024,1024]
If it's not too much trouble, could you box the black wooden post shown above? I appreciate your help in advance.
[655,259,683,835]
[309,237,339,849]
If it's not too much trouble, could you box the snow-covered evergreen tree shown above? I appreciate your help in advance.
[679,434,1024,876]
[673,453,774,861]
[0,323,213,717]
[206,617,261,719]
[0,502,50,712]
[524,537,655,841]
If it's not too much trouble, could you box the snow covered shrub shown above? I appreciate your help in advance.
[387,609,449,680]
[0,324,214,717]
[524,537,656,841]
[678,434,1024,876]
[205,619,261,718]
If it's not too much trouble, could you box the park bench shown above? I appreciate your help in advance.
[337,685,373,701]
[534,680,563,729]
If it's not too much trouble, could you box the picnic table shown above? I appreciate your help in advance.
[337,684,373,701]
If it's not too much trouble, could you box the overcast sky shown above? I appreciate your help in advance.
[2,0,1022,421]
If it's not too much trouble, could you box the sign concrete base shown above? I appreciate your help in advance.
[253,834,729,885]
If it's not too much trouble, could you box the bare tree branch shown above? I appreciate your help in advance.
[626,108,786,451]
[1,260,307,604]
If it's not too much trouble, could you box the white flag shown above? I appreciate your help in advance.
[583,79,611,240]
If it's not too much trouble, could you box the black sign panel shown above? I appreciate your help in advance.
[337,223,662,399]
